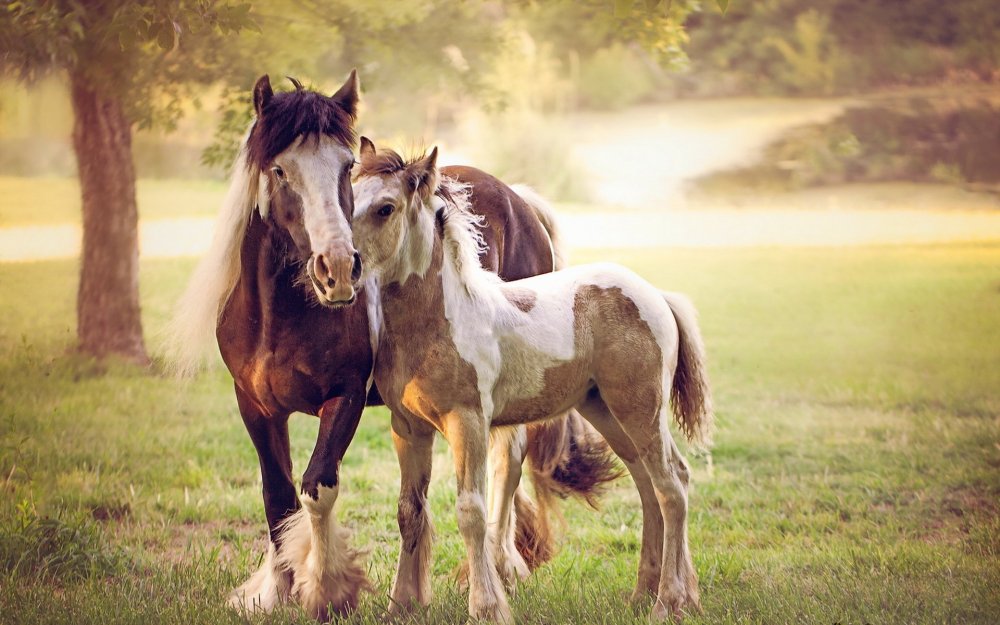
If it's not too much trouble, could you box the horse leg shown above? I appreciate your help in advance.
[284,388,371,620]
[487,426,532,588]
[444,410,513,625]
[576,393,664,604]
[388,412,436,614]
[229,386,297,613]
[596,392,699,621]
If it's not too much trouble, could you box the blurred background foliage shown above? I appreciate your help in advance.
[680,0,999,97]
[1,0,998,199]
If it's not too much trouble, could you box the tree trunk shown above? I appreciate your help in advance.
[69,72,149,365]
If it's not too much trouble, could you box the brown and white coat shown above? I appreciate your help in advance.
[353,143,714,623]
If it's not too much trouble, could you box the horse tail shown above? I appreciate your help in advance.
[511,484,556,570]
[510,184,568,270]
[526,411,623,508]
[511,411,623,570]
[662,292,714,446]
[163,139,260,377]
[510,414,622,570]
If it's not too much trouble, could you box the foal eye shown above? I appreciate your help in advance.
[376,203,394,217]
[272,166,285,179]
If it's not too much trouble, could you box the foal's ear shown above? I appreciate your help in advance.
[406,146,439,200]
[253,75,273,117]
[331,69,360,120]
[359,136,377,168]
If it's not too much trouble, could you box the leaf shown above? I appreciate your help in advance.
[717,0,730,14]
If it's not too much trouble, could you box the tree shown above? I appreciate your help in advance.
[0,1,256,364]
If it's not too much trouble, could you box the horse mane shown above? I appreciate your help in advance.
[246,87,357,170]
[355,148,407,178]
[435,177,493,289]
[360,148,491,280]
[165,82,360,375]
[164,141,259,375]
[432,176,520,326]
[355,147,508,313]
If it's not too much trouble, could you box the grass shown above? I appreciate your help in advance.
[0,243,998,624]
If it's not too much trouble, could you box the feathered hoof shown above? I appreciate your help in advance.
[231,507,373,622]
[469,598,514,625]
[649,592,701,623]
[455,550,531,594]
[227,545,291,614]
[495,551,531,590]
[279,510,373,621]
[291,557,371,621]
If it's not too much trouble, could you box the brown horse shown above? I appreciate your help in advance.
[169,75,617,619]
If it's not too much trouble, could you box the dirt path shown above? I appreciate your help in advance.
[3,198,999,262]
[3,98,998,262]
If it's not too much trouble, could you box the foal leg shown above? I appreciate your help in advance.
[601,396,699,621]
[229,387,297,613]
[389,413,436,614]
[444,410,513,625]
[286,389,370,620]
[576,394,664,603]
[487,426,531,587]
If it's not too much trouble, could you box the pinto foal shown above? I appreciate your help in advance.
[352,142,714,623]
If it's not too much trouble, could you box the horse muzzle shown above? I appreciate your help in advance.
[308,251,363,306]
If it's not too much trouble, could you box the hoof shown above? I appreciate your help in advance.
[228,544,291,614]
[495,553,531,591]
[470,600,514,625]
[629,585,656,606]
[649,592,701,623]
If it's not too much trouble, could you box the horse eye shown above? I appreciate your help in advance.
[376,203,394,217]
[272,166,285,179]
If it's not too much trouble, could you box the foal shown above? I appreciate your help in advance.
[352,143,714,623]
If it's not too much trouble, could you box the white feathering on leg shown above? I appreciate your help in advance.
[277,485,372,620]
[228,540,291,613]
[228,486,371,619]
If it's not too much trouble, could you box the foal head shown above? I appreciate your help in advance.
[248,72,362,306]
[351,138,443,285]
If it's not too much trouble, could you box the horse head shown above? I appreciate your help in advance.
[351,138,443,286]
[248,71,362,306]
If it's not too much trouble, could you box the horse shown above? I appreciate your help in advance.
[168,74,618,620]
[351,142,714,624]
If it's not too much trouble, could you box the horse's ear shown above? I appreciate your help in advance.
[407,146,439,200]
[253,75,273,117]
[359,136,376,168]
[331,69,359,119]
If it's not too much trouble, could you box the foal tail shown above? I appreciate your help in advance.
[511,184,568,271]
[514,412,623,569]
[663,292,714,447]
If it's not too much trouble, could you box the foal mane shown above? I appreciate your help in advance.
[355,148,406,178]
[166,81,358,376]
[358,147,491,287]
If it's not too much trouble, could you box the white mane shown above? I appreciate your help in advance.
[164,139,263,376]
[434,177,519,328]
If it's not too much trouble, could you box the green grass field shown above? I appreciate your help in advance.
[1,243,998,624]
